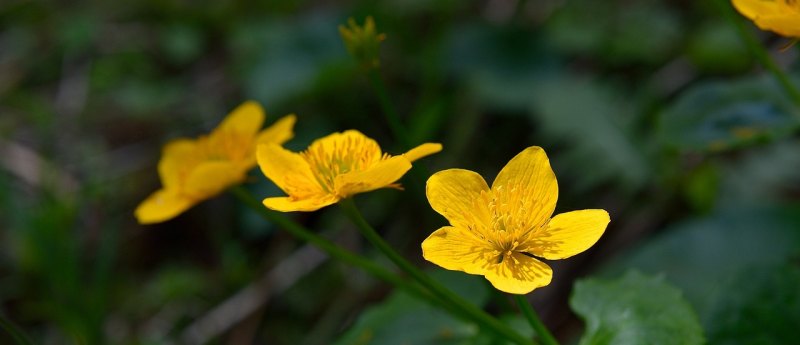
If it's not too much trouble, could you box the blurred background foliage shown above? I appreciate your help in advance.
[1,0,799,344]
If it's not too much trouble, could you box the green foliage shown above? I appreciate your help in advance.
[605,205,800,306]
[545,0,682,65]
[529,76,651,193]
[570,271,705,345]
[3,0,800,343]
[335,269,497,345]
[658,76,800,152]
[686,21,750,74]
[681,162,720,213]
[704,264,800,345]
[602,204,800,344]
[230,12,349,106]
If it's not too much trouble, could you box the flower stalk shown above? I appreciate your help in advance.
[338,16,416,151]
[338,198,535,345]
[720,0,800,110]
[367,69,414,150]
[514,295,559,345]
[229,186,438,306]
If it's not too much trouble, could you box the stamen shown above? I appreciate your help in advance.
[299,133,386,193]
[483,183,552,259]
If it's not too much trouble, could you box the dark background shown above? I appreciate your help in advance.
[1,0,799,344]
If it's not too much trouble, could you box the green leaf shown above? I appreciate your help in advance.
[230,12,348,106]
[443,23,554,110]
[601,205,800,312]
[658,76,800,152]
[529,76,650,193]
[599,204,800,344]
[570,271,705,345]
[334,269,490,345]
[545,0,682,65]
[704,263,800,345]
[717,140,800,202]
[685,21,750,74]
[681,162,720,213]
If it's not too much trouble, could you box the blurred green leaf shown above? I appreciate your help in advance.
[658,76,800,152]
[334,269,490,345]
[686,21,750,74]
[145,266,208,306]
[112,79,183,116]
[444,24,552,110]
[545,0,682,65]
[704,263,800,345]
[570,271,705,345]
[529,76,650,193]
[56,12,98,55]
[159,23,204,65]
[230,12,348,106]
[601,204,800,324]
[681,162,720,213]
[718,140,800,202]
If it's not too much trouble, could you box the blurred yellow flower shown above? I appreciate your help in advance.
[257,130,441,212]
[135,101,296,224]
[339,16,386,69]
[421,147,610,294]
[732,0,800,37]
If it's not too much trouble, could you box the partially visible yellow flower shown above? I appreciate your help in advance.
[257,130,441,212]
[732,0,800,37]
[135,101,296,224]
[421,147,610,295]
[339,16,387,69]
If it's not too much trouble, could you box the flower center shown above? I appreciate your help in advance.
[300,134,386,193]
[480,185,550,263]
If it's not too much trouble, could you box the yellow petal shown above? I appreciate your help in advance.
[158,139,198,189]
[404,143,442,162]
[184,161,243,199]
[731,0,785,19]
[755,15,800,37]
[135,189,195,224]
[484,254,553,295]
[421,226,494,275]
[309,130,384,164]
[426,169,490,230]
[529,209,610,260]
[492,146,558,227]
[334,156,411,197]
[263,195,339,212]
[257,143,322,198]
[257,114,297,146]
[215,101,265,136]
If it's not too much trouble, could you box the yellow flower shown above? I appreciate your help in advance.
[257,130,441,212]
[732,0,800,37]
[339,16,387,69]
[135,101,296,224]
[421,147,610,294]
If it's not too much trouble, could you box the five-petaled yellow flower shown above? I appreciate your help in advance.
[732,0,800,37]
[257,130,441,212]
[421,147,610,294]
[135,101,296,224]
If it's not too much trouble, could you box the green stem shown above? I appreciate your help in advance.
[719,0,800,110]
[229,186,437,307]
[367,68,413,150]
[514,295,559,345]
[0,315,35,345]
[365,68,433,194]
[339,198,535,345]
